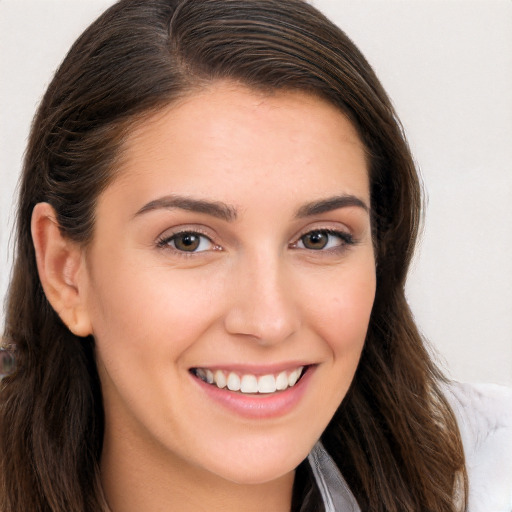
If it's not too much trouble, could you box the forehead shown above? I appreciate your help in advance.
[108,83,370,209]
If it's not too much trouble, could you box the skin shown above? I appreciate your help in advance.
[33,83,376,511]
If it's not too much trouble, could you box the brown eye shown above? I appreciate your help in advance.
[174,233,200,251]
[296,229,353,251]
[301,231,329,250]
[160,232,214,252]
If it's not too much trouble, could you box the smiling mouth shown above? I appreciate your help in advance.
[190,366,307,394]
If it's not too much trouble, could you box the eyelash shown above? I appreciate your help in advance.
[156,227,355,257]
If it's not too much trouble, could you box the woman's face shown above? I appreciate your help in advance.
[80,84,376,485]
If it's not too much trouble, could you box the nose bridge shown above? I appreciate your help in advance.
[224,250,300,344]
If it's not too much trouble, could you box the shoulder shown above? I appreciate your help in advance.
[442,381,512,512]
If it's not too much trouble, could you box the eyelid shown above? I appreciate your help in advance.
[292,222,353,241]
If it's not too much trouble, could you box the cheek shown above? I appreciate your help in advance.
[86,263,228,433]
[294,265,375,435]
[305,265,376,361]
[85,259,226,366]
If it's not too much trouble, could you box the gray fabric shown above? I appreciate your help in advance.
[307,442,361,512]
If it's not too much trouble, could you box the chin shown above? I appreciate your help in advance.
[199,440,312,486]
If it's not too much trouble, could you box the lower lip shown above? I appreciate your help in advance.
[191,366,315,419]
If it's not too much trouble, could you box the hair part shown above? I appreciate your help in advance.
[1,1,466,510]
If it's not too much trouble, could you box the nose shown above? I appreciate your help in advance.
[223,254,300,346]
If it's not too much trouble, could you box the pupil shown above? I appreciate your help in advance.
[304,231,327,249]
[176,233,199,251]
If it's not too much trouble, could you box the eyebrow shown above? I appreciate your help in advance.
[134,195,237,222]
[295,195,369,218]
[134,193,369,222]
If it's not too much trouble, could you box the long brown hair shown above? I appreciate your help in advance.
[1,1,466,510]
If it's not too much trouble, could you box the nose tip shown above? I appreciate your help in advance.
[223,267,300,345]
[225,304,298,345]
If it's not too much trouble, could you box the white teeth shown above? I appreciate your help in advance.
[214,370,226,389]
[240,374,258,393]
[258,374,276,393]
[195,366,306,394]
[288,367,302,387]
[275,371,289,391]
[227,372,241,391]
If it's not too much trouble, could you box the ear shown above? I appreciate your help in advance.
[31,202,93,337]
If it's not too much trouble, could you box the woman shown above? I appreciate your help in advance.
[0,0,510,511]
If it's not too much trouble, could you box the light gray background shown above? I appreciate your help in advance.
[1,0,511,385]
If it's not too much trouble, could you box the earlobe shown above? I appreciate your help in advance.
[31,202,93,337]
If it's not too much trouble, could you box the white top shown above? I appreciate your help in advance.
[308,382,512,512]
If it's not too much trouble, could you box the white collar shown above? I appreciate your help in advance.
[308,442,361,512]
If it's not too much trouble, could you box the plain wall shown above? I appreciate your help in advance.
[1,0,511,386]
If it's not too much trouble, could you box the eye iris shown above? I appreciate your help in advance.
[302,231,328,250]
[174,233,200,251]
